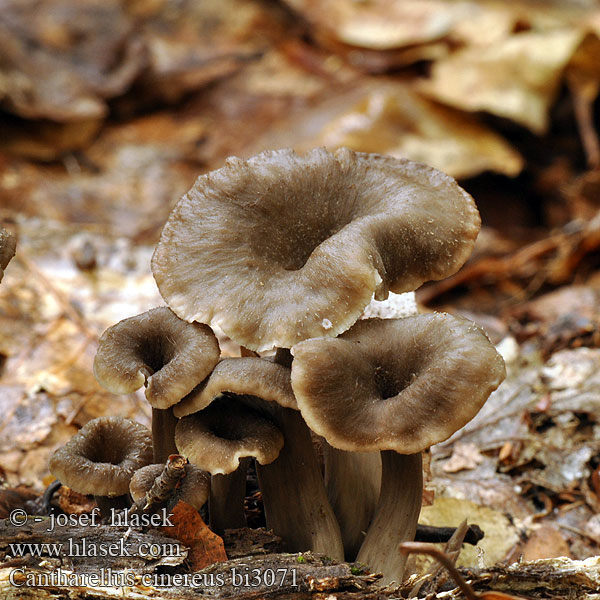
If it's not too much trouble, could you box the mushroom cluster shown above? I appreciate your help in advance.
[49,148,505,584]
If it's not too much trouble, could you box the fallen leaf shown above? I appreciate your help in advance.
[58,485,97,515]
[418,497,520,570]
[162,500,227,571]
[249,80,523,179]
[0,486,38,519]
[283,0,481,50]
[128,0,283,107]
[420,29,585,134]
[521,525,572,561]
[0,0,145,122]
[443,442,485,473]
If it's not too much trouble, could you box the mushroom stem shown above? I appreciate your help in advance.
[356,451,422,585]
[256,406,344,559]
[209,458,249,534]
[152,407,178,463]
[273,347,293,368]
[322,444,381,560]
[93,495,130,521]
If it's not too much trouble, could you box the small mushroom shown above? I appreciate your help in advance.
[173,356,297,418]
[291,314,506,583]
[130,462,210,513]
[175,353,343,558]
[94,307,220,462]
[152,147,480,352]
[0,226,16,284]
[49,416,153,517]
[324,290,419,559]
[175,397,284,534]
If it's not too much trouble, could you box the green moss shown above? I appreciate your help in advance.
[350,563,368,575]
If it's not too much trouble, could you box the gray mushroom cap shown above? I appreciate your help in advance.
[129,463,210,511]
[94,307,220,409]
[291,314,506,454]
[49,417,153,496]
[175,399,284,475]
[152,148,480,351]
[173,356,297,418]
[0,227,16,283]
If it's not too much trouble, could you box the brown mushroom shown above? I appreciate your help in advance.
[173,356,297,418]
[152,147,480,352]
[322,290,419,559]
[173,355,294,533]
[175,397,284,534]
[94,307,220,462]
[130,462,210,513]
[49,416,153,517]
[0,226,16,284]
[175,354,342,556]
[291,314,506,583]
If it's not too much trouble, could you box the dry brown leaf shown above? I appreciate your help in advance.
[418,497,519,570]
[127,0,284,107]
[58,485,97,515]
[0,486,38,519]
[162,500,227,571]
[283,0,478,50]
[566,34,600,167]
[0,117,103,161]
[420,29,585,134]
[249,80,522,179]
[521,525,572,561]
[0,0,145,122]
[442,442,484,473]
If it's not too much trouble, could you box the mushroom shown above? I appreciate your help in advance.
[323,290,420,559]
[175,397,284,535]
[172,356,294,533]
[151,147,480,559]
[174,354,342,556]
[173,356,297,418]
[49,416,153,517]
[0,226,16,284]
[152,147,480,352]
[291,314,506,583]
[94,307,220,463]
[130,462,210,513]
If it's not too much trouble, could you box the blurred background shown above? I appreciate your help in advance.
[1,0,600,568]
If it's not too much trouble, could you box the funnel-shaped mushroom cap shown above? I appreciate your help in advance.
[0,227,16,283]
[94,307,220,409]
[175,399,284,475]
[130,463,210,511]
[49,417,153,496]
[291,314,506,454]
[152,148,480,351]
[173,357,297,418]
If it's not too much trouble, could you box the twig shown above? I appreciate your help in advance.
[409,520,471,598]
[130,455,187,515]
[415,523,484,546]
[400,542,479,600]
